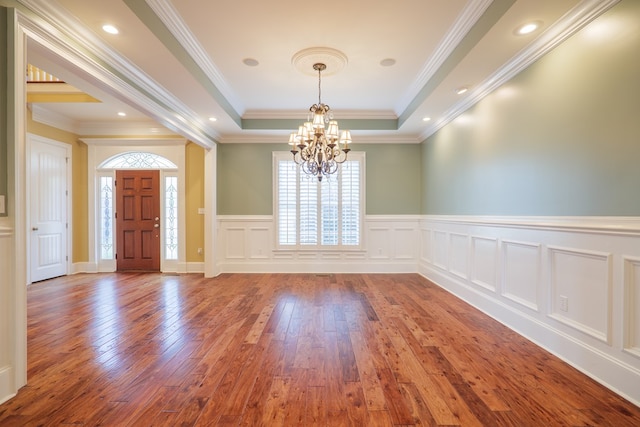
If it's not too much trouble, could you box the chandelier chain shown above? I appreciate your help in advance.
[317,65,322,105]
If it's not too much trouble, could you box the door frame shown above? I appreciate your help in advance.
[85,140,187,273]
[25,133,72,285]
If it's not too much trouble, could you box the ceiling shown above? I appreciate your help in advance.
[10,0,616,148]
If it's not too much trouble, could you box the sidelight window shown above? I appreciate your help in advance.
[99,176,114,259]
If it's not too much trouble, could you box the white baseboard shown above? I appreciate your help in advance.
[184,262,204,273]
[72,262,98,274]
[0,365,15,406]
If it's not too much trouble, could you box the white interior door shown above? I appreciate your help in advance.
[29,135,70,282]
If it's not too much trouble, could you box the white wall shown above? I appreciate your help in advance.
[419,215,640,406]
[216,215,420,273]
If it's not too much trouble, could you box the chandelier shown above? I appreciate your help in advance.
[289,63,351,181]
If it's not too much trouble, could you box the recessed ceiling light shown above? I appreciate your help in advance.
[102,24,119,35]
[380,58,396,67]
[516,21,541,35]
[209,117,217,122]
[422,117,431,122]
[243,58,259,67]
[456,87,468,95]
[117,112,126,117]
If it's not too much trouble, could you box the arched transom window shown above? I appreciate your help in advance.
[100,151,178,169]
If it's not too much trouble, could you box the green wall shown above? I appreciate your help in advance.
[217,143,277,215]
[421,0,640,216]
[217,143,422,215]
[359,144,421,215]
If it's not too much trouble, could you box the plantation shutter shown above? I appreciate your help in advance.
[341,160,360,245]
[275,152,363,248]
[321,177,339,245]
[278,160,297,245]
[299,172,318,245]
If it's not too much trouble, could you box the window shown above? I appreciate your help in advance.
[101,151,177,169]
[99,176,114,259]
[165,176,178,260]
[274,152,364,248]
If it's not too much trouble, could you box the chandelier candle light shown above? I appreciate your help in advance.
[289,63,351,181]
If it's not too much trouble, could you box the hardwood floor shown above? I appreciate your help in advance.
[1,273,639,426]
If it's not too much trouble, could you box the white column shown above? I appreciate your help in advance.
[0,7,28,404]
[204,144,219,277]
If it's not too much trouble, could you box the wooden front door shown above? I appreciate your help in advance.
[116,170,160,271]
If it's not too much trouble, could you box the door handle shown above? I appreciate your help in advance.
[32,227,39,231]
[154,224,159,228]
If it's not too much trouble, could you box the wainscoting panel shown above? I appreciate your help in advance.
[420,228,432,263]
[224,228,246,259]
[470,236,498,292]
[395,227,417,260]
[502,240,540,311]
[548,246,612,343]
[368,227,391,260]
[248,227,270,259]
[449,233,469,280]
[217,215,420,273]
[418,216,640,406]
[433,230,448,270]
[625,257,640,358]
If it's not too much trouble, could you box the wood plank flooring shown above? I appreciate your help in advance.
[1,272,639,426]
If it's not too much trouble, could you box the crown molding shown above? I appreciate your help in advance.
[395,0,493,114]
[350,134,422,145]
[15,0,218,148]
[219,132,420,145]
[219,134,290,144]
[419,0,621,141]
[77,121,178,137]
[29,104,178,137]
[145,0,244,114]
[30,104,79,134]
[80,137,187,146]
[242,110,398,120]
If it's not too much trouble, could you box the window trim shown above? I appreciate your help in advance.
[273,151,365,251]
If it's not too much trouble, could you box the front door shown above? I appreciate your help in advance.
[29,136,69,282]
[116,170,160,271]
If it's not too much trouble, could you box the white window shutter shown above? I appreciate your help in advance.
[275,152,363,248]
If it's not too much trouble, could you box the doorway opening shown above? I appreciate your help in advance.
[91,146,185,273]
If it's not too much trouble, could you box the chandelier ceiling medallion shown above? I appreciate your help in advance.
[289,52,351,181]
